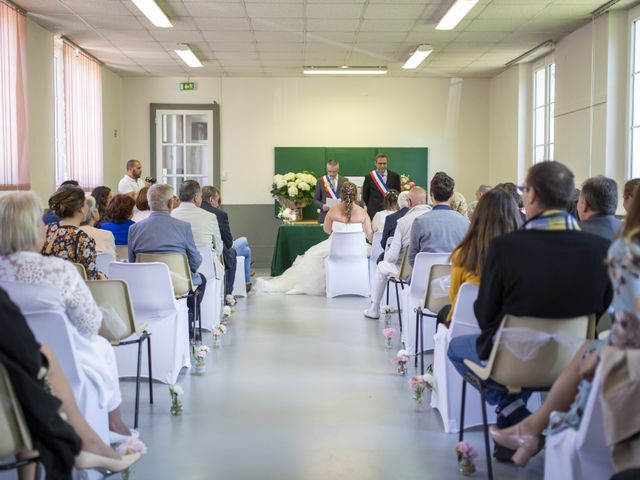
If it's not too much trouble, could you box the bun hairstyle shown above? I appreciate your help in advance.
[383,189,399,210]
[48,186,86,219]
[340,181,358,221]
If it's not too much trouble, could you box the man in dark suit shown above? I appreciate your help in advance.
[362,153,401,219]
[377,191,410,263]
[313,159,346,224]
[201,185,238,298]
[577,175,621,242]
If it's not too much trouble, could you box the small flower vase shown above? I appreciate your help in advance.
[213,334,221,348]
[194,364,205,375]
[385,337,392,349]
[459,458,476,476]
[170,403,182,416]
[397,363,407,376]
[383,314,391,328]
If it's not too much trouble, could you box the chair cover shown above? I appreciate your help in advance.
[197,245,223,330]
[369,232,383,289]
[108,262,190,384]
[232,255,247,297]
[325,231,369,298]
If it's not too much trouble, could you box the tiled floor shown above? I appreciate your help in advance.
[116,291,544,480]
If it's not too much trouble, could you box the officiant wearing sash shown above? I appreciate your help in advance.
[362,153,401,219]
[314,159,346,224]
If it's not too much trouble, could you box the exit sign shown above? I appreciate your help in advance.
[179,82,196,91]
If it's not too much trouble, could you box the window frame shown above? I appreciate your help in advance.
[532,57,555,164]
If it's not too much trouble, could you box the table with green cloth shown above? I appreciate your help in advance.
[270,223,329,276]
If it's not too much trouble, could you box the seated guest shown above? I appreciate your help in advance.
[201,185,237,299]
[0,192,133,441]
[79,196,116,256]
[364,187,431,319]
[577,175,621,242]
[566,187,580,219]
[90,186,112,228]
[495,182,526,223]
[490,188,640,467]
[438,189,521,326]
[128,184,206,337]
[467,184,492,219]
[371,190,400,233]
[201,186,255,292]
[448,161,612,460]
[131,186,151,223]
[448,191,469,217]
[100,194,136,246]
[0,289,141,479]
[622,178,640,212]
[377,190,410,263]
[41,186,104,280]
[43,181,81,225]
[408,172,469,266]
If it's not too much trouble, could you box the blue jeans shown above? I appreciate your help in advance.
[232,237,252,283]
[447,334,530,410]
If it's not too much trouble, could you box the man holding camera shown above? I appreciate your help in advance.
[118,159,155,196]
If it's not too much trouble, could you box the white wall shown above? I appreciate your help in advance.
[120,76,491,204]
[489,66,520,184]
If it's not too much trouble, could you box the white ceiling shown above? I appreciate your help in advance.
[13,0,640,78]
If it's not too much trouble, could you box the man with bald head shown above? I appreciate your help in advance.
[364,186,431,319]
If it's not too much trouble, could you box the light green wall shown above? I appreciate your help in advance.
[26,18,54,206]
[102,67,122,190]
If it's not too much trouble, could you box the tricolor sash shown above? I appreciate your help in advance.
[370,170,388,196]
[322,175,338,199]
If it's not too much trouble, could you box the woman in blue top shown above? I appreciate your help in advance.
[100,194,135,246]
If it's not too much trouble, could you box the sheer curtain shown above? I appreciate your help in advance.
[62,42,103,188]
[0,2,29,190]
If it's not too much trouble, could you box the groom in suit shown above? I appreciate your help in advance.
[313,159,346,224]
[362,153,401,219]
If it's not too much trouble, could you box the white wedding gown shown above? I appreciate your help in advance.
[255,221,364,296]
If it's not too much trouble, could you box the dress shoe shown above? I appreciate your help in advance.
[363,306,380,319]
[489,425,541,467]
[250,270,256,277]
[246,282,252,292]
[75,451,141,473]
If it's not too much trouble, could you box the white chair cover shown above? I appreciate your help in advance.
[197,245,222,330]
[400,252,450,354]
[232,255,247,297]
[108,262,190,384]
[96,252,115,275]
[325,231,369,298]
[544,366,614,480]
[0,281,110,444]
[369,232,383,289]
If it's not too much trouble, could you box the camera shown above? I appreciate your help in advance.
[145,177,157,184]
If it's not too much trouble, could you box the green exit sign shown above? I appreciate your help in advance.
[179,82,196,91]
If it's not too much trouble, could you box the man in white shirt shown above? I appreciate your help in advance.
[171,180,228,300]
[364,187,431,319]
[118,159,146,196]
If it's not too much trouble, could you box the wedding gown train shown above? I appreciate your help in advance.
[255,222,364,296]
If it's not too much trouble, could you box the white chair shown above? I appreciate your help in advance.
[325,231,369,298]
[95,252,115,274]
[544,366,614,480]
[400,252,450,356]
[369,231,383,288]
[108,262,190,385]
[232,255,247,297]
[196,245,223,330]
[0,280,109,445]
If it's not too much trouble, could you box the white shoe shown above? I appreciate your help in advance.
[109,429,138,445]
[363,307,380,319]
[225,294,236,306]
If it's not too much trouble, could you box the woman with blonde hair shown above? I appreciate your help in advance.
[370,189,400,233]
[79,196,116,256]
[256,181,372,295]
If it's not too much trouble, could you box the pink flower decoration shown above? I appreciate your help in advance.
[409,375,425,388]
[457,441,470,454]
[383,327,396,338]
[396,354,410,364]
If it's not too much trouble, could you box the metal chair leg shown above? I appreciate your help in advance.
[386,280,390,305]
[146,334,153,404]
[479,385,494,480]
[414,310,420,368]
[459,378,467,442]
[134,339,142,429]
[419,313,425,374]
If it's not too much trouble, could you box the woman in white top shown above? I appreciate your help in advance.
[371,189,400,233]
[131,186,152,223]
[256,182,372,295]
[80,196,117,256]
[0,192,132,438]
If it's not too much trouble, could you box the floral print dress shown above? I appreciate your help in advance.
[41,222,101,280]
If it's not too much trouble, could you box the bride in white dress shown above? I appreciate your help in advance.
[256,182,373,295]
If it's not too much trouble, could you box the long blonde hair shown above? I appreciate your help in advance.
[340,181,358,221]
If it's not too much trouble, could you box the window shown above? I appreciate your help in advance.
[533,62,555,163]
[54,38,103,188]
[630,18,640,178]
[0,1,29,190]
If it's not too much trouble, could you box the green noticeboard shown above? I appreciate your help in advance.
[273,146,428,220]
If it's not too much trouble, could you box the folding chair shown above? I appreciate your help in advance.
[71,262,88,281]
[325,231,369,298]
[87,280,153,429]
[385,248,412,332]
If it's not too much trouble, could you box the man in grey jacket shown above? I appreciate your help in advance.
[577,175,621,243]
[408,172,469,265]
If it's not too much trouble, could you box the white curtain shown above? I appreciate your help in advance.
[63,42,103,188]
[0,2,29,190]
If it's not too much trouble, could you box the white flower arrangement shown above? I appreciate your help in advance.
[270,171,317,202]
[167,381,183,415]
[277,207,297,223]
[222,305,232,317]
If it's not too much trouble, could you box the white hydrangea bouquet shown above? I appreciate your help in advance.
[271,172,317,221]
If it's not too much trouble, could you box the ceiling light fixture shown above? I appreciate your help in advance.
[436,0,479,30]
[131,0,172,28]
[402,45,433,69]
[303,66,387,75]
[175,46,203,68]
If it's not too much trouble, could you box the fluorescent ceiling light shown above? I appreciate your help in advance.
[402,45,433,69]
[303,66,387,75]
[175,46,203,68]
[436,0,479,30]
[131,0,172,28]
